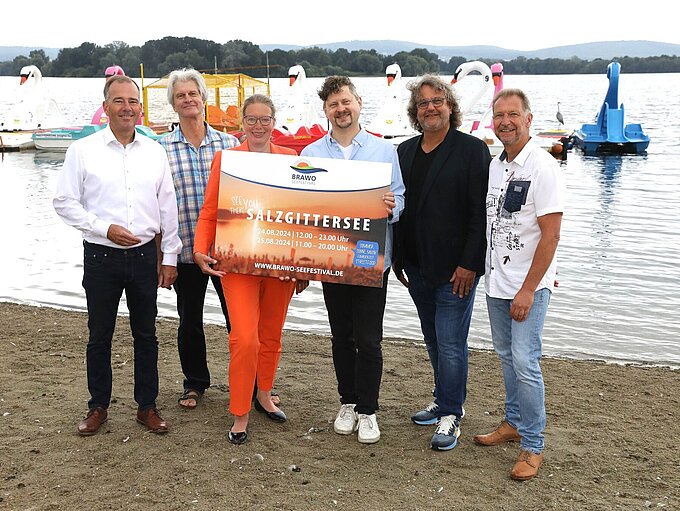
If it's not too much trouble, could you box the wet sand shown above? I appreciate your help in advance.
[1,302,678,510]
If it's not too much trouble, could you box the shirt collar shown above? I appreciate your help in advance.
[327,126,368,148]
[102,125,138,147]
[499,137,535,166]
[167,124,184,144]
[169,121,217,147]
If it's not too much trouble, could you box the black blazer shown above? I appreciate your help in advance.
[394,127,491,285]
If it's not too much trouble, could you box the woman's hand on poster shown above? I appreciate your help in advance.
[193,252,226,277]
[277,275,309,294]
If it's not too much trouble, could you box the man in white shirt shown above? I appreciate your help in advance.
[473,88,565,480]
[54,76,181,436]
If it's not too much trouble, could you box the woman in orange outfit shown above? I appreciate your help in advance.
[193,94,306,444]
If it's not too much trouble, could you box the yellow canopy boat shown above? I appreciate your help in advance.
[141,69,270,134]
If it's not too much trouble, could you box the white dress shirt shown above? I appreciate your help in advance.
[54,126,182,266]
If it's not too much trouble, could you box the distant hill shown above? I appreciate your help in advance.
[261,40,680,60]
[524,41,680,60]
[2,40,679,64]
[262,41,519,60]
[0,46,60,61]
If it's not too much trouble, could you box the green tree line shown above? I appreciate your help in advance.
[3,37,680,78]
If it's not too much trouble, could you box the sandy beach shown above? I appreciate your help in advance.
[1,301,678,510]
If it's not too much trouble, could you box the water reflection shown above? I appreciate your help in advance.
[2,75,680,367]
[33,151,68,166]
[588,154,622,251]
[596,154,623,188]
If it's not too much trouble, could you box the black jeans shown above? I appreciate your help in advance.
[82,240,159,411]
[174,263,229,393]
[321,270,390,415]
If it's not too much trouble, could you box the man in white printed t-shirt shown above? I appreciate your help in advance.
[473,88,565,481]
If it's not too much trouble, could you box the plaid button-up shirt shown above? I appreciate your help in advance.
[159,123,239,263]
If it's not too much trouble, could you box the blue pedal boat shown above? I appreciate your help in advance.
[573,62,650,155]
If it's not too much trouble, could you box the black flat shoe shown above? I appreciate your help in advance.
[253,391,281,407]
[254,398,287,422]
[228,429,248,445]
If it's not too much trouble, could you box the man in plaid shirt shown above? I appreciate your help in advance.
[159,68,239,410]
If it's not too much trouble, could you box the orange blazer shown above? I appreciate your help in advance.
[194,141,298,256]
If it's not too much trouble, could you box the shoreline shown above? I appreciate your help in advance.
[2,301,679,510]
[4,298,678,370]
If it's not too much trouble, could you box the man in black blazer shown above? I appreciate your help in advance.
[393,74,491,451]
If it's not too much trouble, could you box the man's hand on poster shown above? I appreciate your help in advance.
[382,191,395,216]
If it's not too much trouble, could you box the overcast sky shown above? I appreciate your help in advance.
[5,1,678,50]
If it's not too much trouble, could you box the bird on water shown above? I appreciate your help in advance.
[556,102,564,125]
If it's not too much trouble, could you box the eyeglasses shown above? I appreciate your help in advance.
[416,97,446,110]
[244,115,273,126]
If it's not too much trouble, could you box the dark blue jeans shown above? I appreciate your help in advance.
[82,240,159,411]
[322,270,390,415]
[174,263,230,394]
[405,264,479,418]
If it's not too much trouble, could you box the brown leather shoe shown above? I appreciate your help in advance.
[77,407,108,436]
[136,408,168,434]
[473,420,521,446]
[510,450,544,480]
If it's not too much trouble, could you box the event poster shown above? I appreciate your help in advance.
[213,151,392,287]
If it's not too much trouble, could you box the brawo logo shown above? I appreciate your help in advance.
[290,159,328,185]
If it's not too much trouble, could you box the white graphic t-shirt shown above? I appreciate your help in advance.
[485,139,566,299]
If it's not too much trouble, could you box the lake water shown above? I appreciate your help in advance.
[1,72,679,367]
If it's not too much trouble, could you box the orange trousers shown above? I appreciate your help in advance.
[221,273,295,416]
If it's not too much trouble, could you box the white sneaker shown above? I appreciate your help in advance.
[356,413,381,444]
[333,404,357,435]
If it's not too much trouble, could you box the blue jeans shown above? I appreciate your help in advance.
[82,240,159,411]
[405,265,478,418]
[486,288,551,454]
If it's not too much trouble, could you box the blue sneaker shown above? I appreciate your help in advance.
[430,415,461,451]
[412,402,465,425]
[411,401,440,425]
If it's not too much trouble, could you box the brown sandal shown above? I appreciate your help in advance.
[178,389,201,409]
